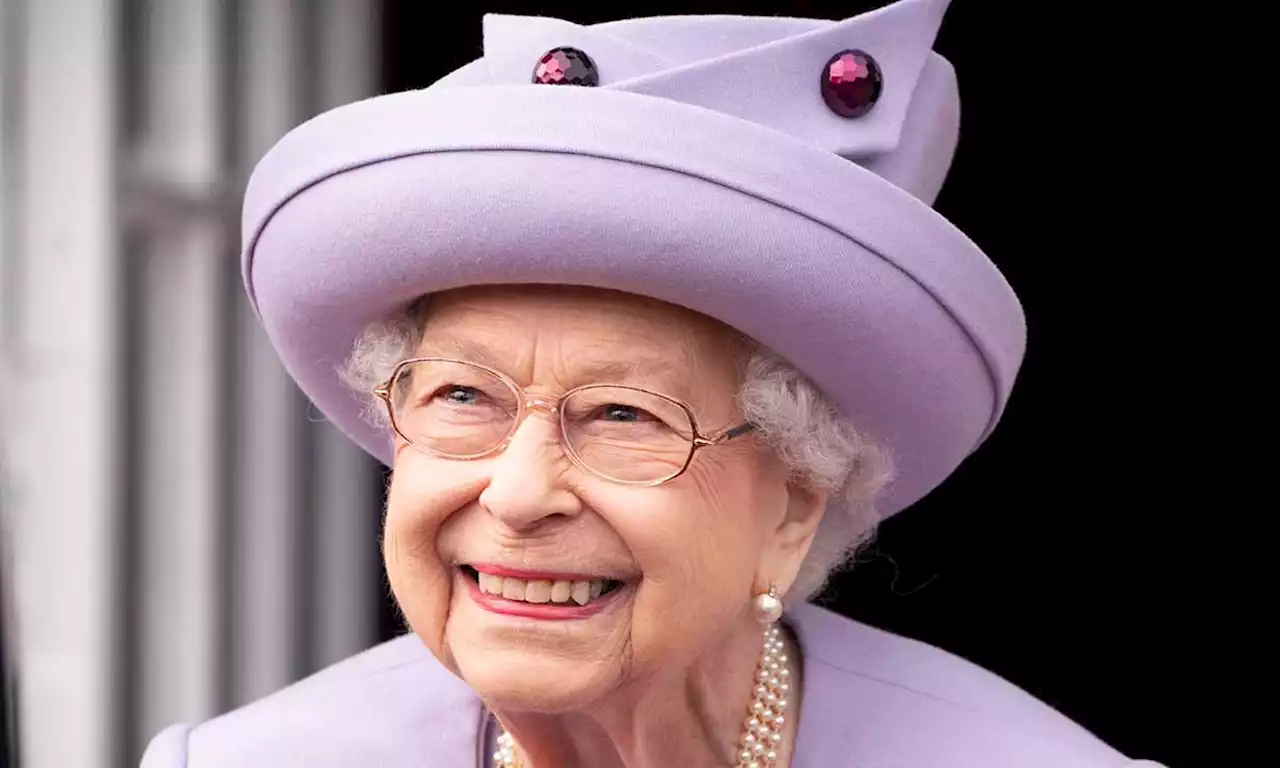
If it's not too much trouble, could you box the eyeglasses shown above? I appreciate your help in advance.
[373,357,756,486]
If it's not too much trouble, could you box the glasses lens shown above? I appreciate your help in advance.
[389,360,519,457]
[561,386,696,483]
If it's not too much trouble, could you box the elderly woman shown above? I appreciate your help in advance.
[143,1,1166,766]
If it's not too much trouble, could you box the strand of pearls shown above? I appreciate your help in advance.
[491,624,793,768]
[738,623,791,767]
[494,730,519,767]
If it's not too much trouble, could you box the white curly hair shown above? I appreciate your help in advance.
[340,296,895,600]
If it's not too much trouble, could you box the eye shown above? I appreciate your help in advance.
[439,385,481,406]
[600,404,654,422]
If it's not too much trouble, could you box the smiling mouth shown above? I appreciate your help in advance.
[461,565,624,606]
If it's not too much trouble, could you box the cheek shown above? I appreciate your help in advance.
[383,454,481,660]
[601,458,772,667]
[681,450,779,558]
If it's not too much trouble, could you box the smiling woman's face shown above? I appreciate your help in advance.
[382,284,807,712]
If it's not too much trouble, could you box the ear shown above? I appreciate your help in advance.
[756,479,830,594]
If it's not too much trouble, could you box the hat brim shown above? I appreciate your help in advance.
[243,84,1024,519]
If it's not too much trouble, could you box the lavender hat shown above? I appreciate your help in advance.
[241,0,1025,521]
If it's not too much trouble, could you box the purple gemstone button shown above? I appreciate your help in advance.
[821,50,883,118]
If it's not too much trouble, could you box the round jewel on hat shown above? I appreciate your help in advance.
[241,0,1025,523]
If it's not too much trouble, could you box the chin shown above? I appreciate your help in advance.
[439,570,637,713]
[452,647,622,714]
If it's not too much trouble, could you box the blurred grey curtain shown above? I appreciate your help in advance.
[0,2,384,767]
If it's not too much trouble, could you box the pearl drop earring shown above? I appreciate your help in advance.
[753,583,783,624]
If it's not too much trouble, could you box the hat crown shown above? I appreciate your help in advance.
[434,0,958,204]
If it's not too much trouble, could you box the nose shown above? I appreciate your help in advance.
[478,408,583,532]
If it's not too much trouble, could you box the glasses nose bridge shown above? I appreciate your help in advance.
[501,391,567,451]
[520,391,563,418]
[522,394,560,415]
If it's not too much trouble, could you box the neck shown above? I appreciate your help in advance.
[492,618,800,768]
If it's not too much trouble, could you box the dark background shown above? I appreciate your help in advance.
[371,4,1259,767]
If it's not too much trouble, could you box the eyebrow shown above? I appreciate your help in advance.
[416,338,689,394]
[575,357,683,386]
[416,337,511,372]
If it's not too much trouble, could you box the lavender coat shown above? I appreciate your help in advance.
[140,602,1165,767]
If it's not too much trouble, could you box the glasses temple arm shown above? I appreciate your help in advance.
[695,422,757,446]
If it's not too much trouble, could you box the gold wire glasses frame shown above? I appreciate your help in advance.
[373,357,757,486]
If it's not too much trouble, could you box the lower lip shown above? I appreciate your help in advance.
[462,572,625,620]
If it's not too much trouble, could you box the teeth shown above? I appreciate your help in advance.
[502,578,525,601]
[525,580,552,604]
[476,572,611,605]
[478,572,502,595]
[551,581,571,603]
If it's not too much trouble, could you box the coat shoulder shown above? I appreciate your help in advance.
[140,634,483,768]
[787,602,1165,768]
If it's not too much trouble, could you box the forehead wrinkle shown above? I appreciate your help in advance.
[414,335,515,373]
[569,333,697,392]
[414,301,536,366]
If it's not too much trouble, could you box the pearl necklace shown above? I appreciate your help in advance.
[492,623,794,768]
